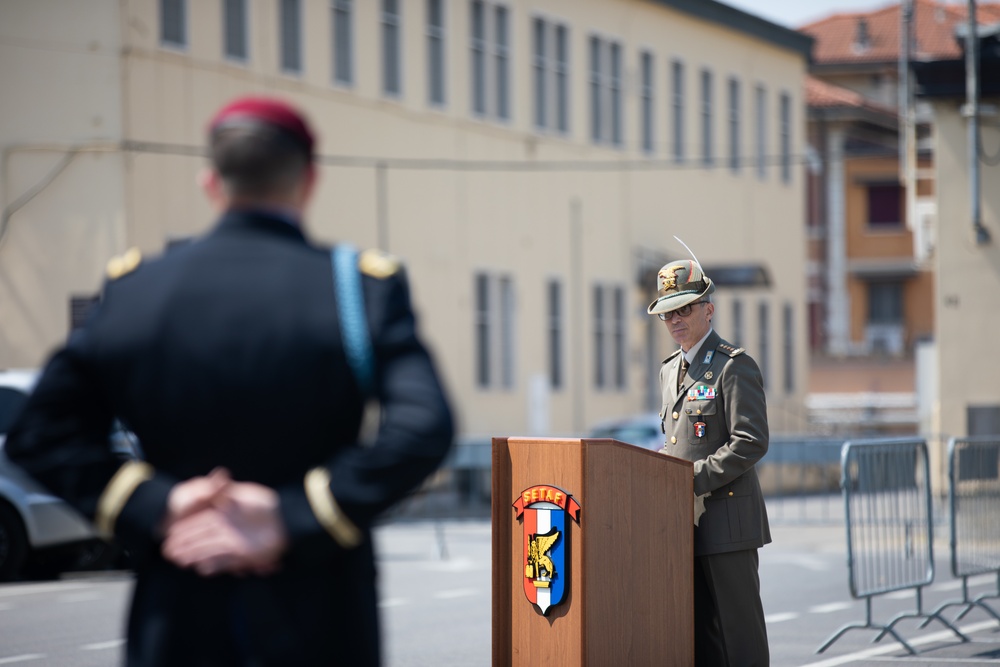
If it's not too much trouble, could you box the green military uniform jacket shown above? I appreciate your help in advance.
[659,329,771,557]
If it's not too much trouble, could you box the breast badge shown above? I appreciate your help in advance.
[687,385,716,401]
[512,485,582,615]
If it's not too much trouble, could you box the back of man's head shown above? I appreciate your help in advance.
[207,97,315,201]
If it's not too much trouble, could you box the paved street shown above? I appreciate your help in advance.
[1,502,998,666]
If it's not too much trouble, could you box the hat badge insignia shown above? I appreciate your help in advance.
[659,265,684,292]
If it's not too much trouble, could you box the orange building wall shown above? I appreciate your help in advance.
[904,270,935,345]
[842,156,935,353]
[844,156,914,259]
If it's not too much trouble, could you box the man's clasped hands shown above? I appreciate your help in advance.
[160,468,289,577]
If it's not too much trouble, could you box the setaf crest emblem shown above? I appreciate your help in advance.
[513,485,582,615]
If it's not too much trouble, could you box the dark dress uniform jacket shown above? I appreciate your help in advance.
[6,210,454,666]
[659,329,770,557]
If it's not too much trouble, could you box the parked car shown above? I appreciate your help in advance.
[588,413,665,451]
[0,369,135,580]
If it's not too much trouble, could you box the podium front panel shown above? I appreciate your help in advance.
[493,437,693,667]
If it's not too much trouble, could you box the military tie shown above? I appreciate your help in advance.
[677,356,689,393]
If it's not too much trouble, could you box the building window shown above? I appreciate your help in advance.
[728,77,740,173]
[280,0,302,73]
[494,6,510,120]
[471,1,487,115]
[382,0,402,96]
[589,37,602,143]
[475,273,516,389]
[701,68,713,166]
[533,18,547,129]
[671,59,684,163]
[867,281,903,324]
[427,0,446,106]
[783,303,794,393]
[613,286,626,389]
[534,18,569,132]
[223,0,249,61]
[548,280,563,390]
[499,276,515,388]
[470,2,508,120]
[475,274,490,387]
[589,36,623,146]
[554,25,568,133]
[780,92,791,183]
[758,301,769,390]
[593,284,626,390]
[333,0,353,86]
[867,183,904,228]
[731,298,743,345]
[756,85,767,179]
[593,285,605,388]
[640,50,655,154]
[161,0,186,47]
[610,43,622,146]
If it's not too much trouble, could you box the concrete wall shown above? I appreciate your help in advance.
[0,0,809,438]
[931,99,1000,444]
[0,0,127,366]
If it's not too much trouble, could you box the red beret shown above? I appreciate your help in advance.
[208,96,315,157]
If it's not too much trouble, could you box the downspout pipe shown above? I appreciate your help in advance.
[966,0,992,245]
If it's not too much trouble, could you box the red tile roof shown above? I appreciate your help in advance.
[805,75,897,116]
[800,0,1000,65]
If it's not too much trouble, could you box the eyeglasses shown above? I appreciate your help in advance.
[657,300,708,321]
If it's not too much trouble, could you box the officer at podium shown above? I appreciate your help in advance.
[648,257,771,667]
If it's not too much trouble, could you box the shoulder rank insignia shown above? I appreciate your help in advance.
[358,249,400,279]
[106,247,142,280]
[662,349,682,365]
[717,342,745,358]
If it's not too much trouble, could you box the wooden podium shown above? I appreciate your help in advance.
[492,437,694,666]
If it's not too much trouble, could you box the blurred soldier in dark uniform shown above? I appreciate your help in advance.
[648,258,770,667]
[6,97,454,666]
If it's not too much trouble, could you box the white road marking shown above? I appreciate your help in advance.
[378,598,409,608]
[81,640,125,651]
[884,590,913,600]
[0,582,94,598]
[809,602,853,614]
[0,656,45,665]
[765,612,799,624]
[931,575,996,592]
[59,591,102,603]
[420,557,480,573]
[433,588,478,600]
[764,554,831,572]
[797,619,1000,667]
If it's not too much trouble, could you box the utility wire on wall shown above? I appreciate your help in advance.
[0,136,840,250]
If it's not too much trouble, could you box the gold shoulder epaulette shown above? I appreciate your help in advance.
[358,249,401,279]
[717,342,745,358]
[662,349,682,365]
[106,247,142,280]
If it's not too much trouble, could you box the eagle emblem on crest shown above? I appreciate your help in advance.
[658,264,685,292]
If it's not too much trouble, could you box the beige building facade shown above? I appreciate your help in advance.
[0,0,811,441]
[916,36,1000,445]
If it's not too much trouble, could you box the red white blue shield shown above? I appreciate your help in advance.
[513,485,582,615]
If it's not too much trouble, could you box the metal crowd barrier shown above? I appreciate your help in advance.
[818,438,968,654]
[923,437,1000,624]
[758,438,844,523]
